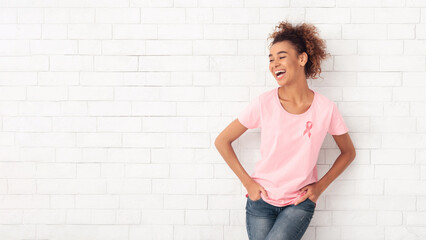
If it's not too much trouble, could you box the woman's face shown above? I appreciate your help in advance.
[269,41,307,85]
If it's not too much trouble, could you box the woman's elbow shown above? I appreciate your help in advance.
[214,135,226,147]
[348,149,356,161]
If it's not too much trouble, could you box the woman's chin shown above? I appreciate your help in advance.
[276,78,287,85]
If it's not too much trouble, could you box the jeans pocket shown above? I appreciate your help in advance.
[305,197,316,206]
[248,196,261,202]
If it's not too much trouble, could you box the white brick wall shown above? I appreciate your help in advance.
[0,0,425,239]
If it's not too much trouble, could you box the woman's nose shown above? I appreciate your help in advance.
[274,61,280,67]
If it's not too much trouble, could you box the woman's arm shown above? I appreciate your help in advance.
[214,119,254,188]
[317,132,356,193]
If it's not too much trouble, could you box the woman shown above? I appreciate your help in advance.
[214,20,356,240]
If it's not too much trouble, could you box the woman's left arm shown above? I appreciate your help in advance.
[317,132,356,192]
[295,132,356,205]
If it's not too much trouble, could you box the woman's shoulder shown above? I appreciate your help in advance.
[313,90,334,107]
[256,87,277,102]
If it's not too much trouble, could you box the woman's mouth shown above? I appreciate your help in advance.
[275,72,285,80]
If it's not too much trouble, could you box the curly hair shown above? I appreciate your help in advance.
[267,20,331,80]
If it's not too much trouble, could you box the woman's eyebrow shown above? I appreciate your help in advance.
[269,51,288,57]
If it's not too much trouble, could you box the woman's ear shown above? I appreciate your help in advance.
[299,52,308,67]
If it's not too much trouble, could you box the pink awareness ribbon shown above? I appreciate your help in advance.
[303,121,313,138]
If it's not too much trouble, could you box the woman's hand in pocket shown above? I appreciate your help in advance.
[294,182,321,205]
[245,180,269,201]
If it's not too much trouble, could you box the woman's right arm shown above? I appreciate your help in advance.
[214,118,254,188]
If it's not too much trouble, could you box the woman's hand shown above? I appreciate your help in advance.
[294,182,321,205]
[245,180,269,201]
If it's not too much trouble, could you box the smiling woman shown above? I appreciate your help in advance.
[214,20,356,240]
[267,20,331,82]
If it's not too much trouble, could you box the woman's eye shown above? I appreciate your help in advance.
[269,57,286,62]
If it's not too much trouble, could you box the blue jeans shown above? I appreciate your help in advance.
[245,196,316,240]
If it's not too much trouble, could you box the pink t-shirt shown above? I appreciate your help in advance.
[238,86,348,207]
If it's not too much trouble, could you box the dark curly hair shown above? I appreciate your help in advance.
[267,20,331,80]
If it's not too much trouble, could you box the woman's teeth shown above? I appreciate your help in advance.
[276,72,285,79]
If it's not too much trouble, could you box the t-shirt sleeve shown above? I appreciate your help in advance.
[237,95,261,129]
[327,102,348,135]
